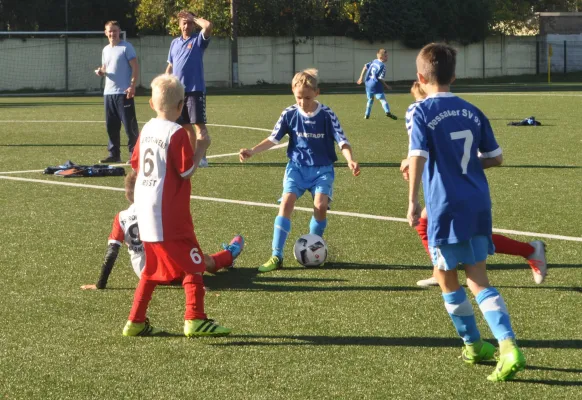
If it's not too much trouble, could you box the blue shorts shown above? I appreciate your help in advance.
[366,91,386,101]
[282,162,334,201]
[430,236,495,271]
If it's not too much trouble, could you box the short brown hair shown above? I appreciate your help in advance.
[125,170,137,203]
[416,43,457,85]
[177,9,195,20]
[104,20,120,29]
[377,48,387,57]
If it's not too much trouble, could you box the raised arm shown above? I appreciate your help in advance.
[194,16,213,38]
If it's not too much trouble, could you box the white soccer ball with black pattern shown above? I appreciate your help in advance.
[293,234,328,267]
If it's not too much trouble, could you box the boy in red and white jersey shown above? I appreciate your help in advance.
[81,172,244,290]
[123,74,232,337]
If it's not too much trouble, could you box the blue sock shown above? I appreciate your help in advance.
[442,288,481,344]
[476,287,515,342]
[365,99,373,117]
[272,216,291,259]
[380,99,390,113]
[309,216,327,237]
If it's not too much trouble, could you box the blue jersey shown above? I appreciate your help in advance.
[168,33,210,93]
[364,59,386,94]
[268,103,350,167]
[102,41,137,95]
[407,92,502,246]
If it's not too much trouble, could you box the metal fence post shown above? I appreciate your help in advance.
[564,40,567,74]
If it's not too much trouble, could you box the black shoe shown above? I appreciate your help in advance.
[364,115,370,119]
[386,112,398,120]
[99,156,122,163]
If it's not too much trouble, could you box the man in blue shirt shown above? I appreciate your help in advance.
[166,10,213,169]
[407,43,525,382]
[95,21,139,164]
[356,49,397,120]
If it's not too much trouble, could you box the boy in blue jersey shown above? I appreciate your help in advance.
[407,43,525,382]
[356,49,397,120]
[239,69,360,272]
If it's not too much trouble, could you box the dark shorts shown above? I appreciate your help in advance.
[177,91,207,125]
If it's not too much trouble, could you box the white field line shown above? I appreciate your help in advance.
[0,120,273,131]
[324,91,582,97]
[0,122,282,173]
[0,175,580,243]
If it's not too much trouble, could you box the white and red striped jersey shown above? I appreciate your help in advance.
[131,118,195,242]
[108,203,144,277]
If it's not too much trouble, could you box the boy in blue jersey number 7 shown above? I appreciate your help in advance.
[356,49,398,120]
[239,69,360,272]
[407,43,525,382]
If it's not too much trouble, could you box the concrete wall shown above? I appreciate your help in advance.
[0,35,548,91]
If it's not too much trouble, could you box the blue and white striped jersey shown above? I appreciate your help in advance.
[364,59,386,94]
[269,103,350,167]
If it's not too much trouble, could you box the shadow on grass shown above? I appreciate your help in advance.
[208,162,402,168]
[488,263,582,271]
[211,334,582,350]
[512,378,582,386]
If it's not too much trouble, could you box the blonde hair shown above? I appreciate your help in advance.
[410,81,426,101]
[150,74,185,113]
[292,68,319,91]
[104,21,120,29]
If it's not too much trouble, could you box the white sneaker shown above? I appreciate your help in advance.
[416,276,438,287]
[198,158,209,168]
[527,241,547,284]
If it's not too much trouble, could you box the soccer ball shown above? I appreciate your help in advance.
[293,234,328,267]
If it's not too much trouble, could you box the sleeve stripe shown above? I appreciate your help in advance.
[268,136,280,144]
[108,239,123,246]
[479,147,502,158]
[181,165,195,177]
[408,150,429,159]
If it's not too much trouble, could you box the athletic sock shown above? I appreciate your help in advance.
[492,234,534,258]
[499,338,518,355]
[476,287,516,344]
[272,216,291,258]
[309,216,327,237]
[442,288,481,344]
[415,217,430,256]
[365,99,373,117]
[210,250,233,272]
[183,273,207,320]
[128,278,157,323]
[380,99,390,113]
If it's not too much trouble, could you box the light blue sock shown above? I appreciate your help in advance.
[443,288,481,344]
[365,99,373,117]
[380,99,390,113]
[309,216,327,237]
[272,216,291,259]
[476,287,515,342]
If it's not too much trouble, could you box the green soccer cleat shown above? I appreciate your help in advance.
[122,318,163,337]
[487,347,526,382]
[184,319,231,337]
[462,340,497,364]
[258,255,283,273]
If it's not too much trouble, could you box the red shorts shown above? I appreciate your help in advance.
[142,236,205,282]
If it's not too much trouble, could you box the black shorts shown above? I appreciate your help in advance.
[177,91,207,125]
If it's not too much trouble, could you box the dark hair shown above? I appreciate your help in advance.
[417,43,457,85]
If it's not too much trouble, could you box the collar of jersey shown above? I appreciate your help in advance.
[296,102,322,118]
[425,92,456,99]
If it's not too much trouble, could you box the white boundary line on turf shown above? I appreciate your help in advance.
[0,120,274,131]
[1,175,580,243]
[323,91,582,97]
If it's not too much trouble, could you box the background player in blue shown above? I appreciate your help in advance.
[356,49,397,120]
[239,69,360,273]
[95,21,139,163]
[407,43,525,382]
[166,10,212,169]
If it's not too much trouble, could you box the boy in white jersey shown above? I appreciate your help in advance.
[356,49,397,120]
[407,43,525,381]
[402,82,547,288]
[122,74,233,337]
[239,69,360,272]
[81,172,244,290]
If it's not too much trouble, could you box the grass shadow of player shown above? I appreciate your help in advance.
[203,267,422,293]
